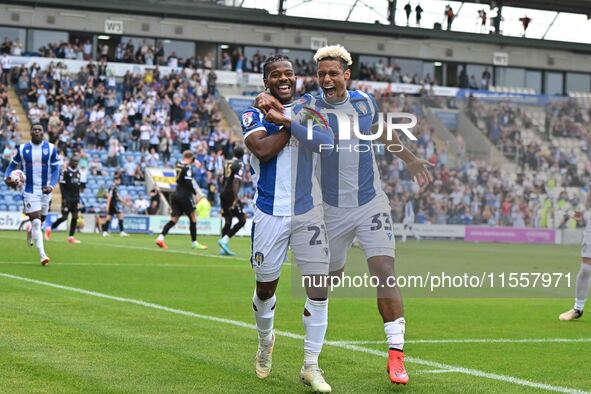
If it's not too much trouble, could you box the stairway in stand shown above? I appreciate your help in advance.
[7,87,31,142]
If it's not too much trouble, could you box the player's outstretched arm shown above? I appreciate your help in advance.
[376,123,433,187]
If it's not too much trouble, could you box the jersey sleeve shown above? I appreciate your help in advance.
[241,107,266,141]
[49,145,61,166]
[367,93,380,126]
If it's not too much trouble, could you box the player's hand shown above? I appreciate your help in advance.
[265,108,290,128]
[42,186,53,194]
[255,92,283,116]
[407,159,434,187]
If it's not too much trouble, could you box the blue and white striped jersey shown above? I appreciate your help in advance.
[241,102,322,216]
[5,141,61,195]
[304,90,385,208]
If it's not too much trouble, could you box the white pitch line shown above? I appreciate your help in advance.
[415,369,461,374]
[0,234,294,266]
[0,261,250,269]
[0,234,242,261]
[0,273,588,394]
[332,338,591,345]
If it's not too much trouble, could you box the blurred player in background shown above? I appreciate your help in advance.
[245,55,334,392]
[4,123,61,265]
[402,196,421,242]
[256,44,432,385]
[559,194,591,321]
[102,175,129,237]
[156,150,207,250]
[217,146,246,256]
[48,155,82,243]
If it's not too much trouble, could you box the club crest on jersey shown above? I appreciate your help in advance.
[252,251,264,267]
[43,148,49,155]
[242,111,255,128]
[356,102,368,115]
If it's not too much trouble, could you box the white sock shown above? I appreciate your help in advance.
[253,290,276,344]
[222,235,230,243]
[157,234,164,241]
[574,263,591,310]
[31,218,46,258]
[385,317,405,351]
[303,298,328,367]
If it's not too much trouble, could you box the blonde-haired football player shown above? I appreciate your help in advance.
[256,44,433,385]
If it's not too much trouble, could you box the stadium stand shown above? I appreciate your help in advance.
[1,54,587,229]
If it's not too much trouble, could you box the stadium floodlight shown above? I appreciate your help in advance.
[97,35,111,40]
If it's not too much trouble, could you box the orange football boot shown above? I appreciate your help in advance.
[155,239,168,249]
[387,349,409,385]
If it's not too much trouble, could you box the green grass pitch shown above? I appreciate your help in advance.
[0,230,589,393]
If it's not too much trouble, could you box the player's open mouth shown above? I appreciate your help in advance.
[323,86,336,97]
[278,84,291,94]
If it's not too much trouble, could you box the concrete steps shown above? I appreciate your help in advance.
[7,87,31,142]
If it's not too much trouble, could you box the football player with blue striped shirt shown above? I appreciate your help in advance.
[242,54,334,392]
[255,45,433,386]
[4,124,61,266]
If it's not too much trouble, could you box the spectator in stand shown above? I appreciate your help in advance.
[11,39,23,56]
[445,4,455,30]
[1,54,11,84]
[520,15,532,37]
[134,194,150,214]
[404,2,412,26]
[478,9,488,33]
[481,67,491,90]
[83,40,93,60]
[0,38,11,55]
[147,189,161,215]
[168,51,179,69]
[415,3,423,26]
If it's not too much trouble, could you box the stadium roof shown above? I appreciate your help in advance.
[473,0,591,15]
[4,0,591,52]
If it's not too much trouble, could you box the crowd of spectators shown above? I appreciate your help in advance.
[1,59,251,215]
[0,56,588,228]
[546,99,590,139]
[466,96,588,188]
[3,37,498,91]
[375,93,587,229]
[385,156,584,229]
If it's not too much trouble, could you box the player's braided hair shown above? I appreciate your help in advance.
[262,54,291,79]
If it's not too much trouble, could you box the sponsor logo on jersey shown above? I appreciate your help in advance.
[242,111,255,128]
